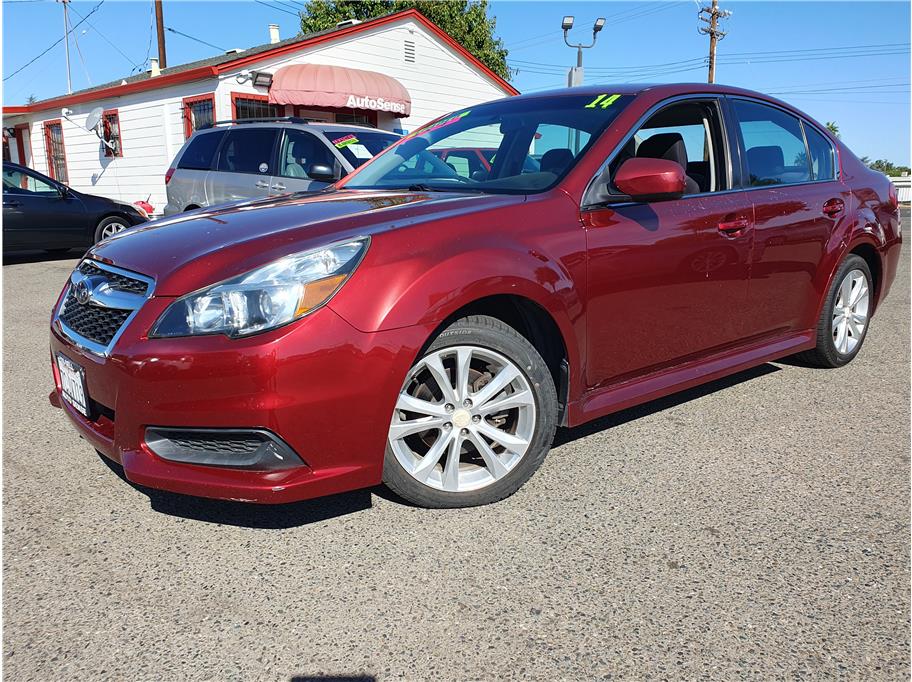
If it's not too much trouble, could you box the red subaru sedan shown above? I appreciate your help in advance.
[50,84,902,508]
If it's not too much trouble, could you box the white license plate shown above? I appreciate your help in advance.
[56,353,89,417]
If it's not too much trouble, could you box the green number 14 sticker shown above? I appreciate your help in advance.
[585,94,621,109]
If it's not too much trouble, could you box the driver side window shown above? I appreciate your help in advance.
[3,168,58,195]
[608,99,727,196]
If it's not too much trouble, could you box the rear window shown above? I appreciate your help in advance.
[178,130,225,170]
[322,131,399,168]
[217,128,278,174]
[803,123,836,181]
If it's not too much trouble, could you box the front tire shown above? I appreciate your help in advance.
[383,315,558,508]
[94,216,129,243]
[795,254,872,368]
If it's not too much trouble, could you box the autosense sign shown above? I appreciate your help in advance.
[346,94,407,114]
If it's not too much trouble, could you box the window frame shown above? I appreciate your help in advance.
[214,126,280,176]
[800,119,837,182]
[276,128,339,180]
[727,95,841,191]
[182,93,217,140]
[102,108,123,157]
[42,119,68,183]
[582,94,734,209]
[230,92,281,121]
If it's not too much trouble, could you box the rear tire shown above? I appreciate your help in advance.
[383,315,558,508]
[794,254,872,368]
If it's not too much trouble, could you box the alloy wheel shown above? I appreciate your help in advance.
[101,221,127,239]
[389,345,536,493]
[832,268,869,355]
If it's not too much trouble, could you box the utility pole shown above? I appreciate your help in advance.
[561,15,606,88]
[155,0,167,69]
[698,0,731,84]
[59,0,72,94]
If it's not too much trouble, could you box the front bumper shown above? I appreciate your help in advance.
[50,300,427,503]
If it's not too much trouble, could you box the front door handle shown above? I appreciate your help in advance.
[823,198,845,218]
[272,183,286,191]
[255,180,269,189]
[3,200,21,208]
[718,217,751,238]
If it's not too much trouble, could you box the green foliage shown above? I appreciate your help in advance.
[299,0,512,80]
[859,156,911,177]
[825,121,839,138]
[26,94,37,105]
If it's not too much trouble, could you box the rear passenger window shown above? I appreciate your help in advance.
[803,123,836,181]
[216,128,277,174]
[733,99,810,186]
[178,131,225,170]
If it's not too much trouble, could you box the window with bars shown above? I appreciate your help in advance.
[233,96,280,120]
[102,110,122,157]
[183,95,215,139]
[44,121,68,183]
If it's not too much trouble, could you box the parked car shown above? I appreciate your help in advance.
[50,84,901,508]
[163,118,400,215]
[2,162,148,253]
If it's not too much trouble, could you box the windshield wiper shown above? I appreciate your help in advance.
[406,183,484,193]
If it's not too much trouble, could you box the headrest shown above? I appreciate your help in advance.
[636,132,688,168]
[746,146,785,176]
[540,148,574,175]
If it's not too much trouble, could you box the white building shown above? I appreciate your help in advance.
[2,9,517,215]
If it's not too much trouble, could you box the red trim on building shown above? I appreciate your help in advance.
[13,123,29,166]
[181,93,217,139]
[42,119,68,182]
[102,108,123,157]
[3,10,517,115]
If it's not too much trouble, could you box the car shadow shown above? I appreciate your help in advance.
[96,363,781,527]
[96,452,374,529]
[553,362,781,447]
[3,248,83,265]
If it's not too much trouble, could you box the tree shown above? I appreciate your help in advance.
[26,94,37,105]
[859,156,911,177]
[299,0,512,80]
[825,121,839,138]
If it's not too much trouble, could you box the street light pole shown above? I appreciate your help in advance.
[562,16,606,88]
[59,0,72,94]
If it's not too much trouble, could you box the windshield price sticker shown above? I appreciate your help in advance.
[585,94,621,109]
[404,110,472,141]
[332,134,359,149]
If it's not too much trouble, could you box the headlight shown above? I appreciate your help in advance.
[150,237,369,338]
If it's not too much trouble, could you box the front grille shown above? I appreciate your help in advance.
[59,290,131,346]
[144,427,306,470]
[169,435,262,455]
[78,261,148,295]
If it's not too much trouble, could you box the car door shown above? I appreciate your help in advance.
[582,97,755,389]
[207,127,278,206]
[2,164,87,249]
[728,97,849,338]
[272,128,339,194]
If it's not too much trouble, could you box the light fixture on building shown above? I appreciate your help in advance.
[253,71,274,88]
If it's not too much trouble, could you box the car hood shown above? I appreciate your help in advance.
[87,190,523,296]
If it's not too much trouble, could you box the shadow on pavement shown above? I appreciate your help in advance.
[554,362,781,447]
[96,452,374,528]
[290,677,376,682]
[3,248,83,266]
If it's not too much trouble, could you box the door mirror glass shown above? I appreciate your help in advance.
[307,163,336,182]
[613,157,685,201]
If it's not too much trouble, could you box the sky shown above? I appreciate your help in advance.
[3,0,910,164]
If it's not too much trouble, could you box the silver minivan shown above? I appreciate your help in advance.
[164,119,400,215]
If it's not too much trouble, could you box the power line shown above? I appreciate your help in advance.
[67,1,143,72]
[254,0,301,18]
[3,0,104,81]
[165,26,226,52]
[698,0,730,83]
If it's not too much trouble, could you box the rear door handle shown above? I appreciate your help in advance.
[255,180,269,189]
[823,198,845,218]
[718,217,751,237]
[272,183,286,191]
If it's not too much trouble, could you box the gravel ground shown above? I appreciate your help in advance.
[3,212,909,681]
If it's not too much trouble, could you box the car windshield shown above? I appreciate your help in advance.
[322,130,400,169]
[341,93,634,194]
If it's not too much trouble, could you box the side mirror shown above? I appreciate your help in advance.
[307,163,337,182]
[613,157,685,202]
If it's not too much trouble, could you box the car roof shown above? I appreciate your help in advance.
[193,121,400,135]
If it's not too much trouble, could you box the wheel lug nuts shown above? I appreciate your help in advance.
[445,403,455,413]
[472,415,481,423]
[444,422,452,430]
[461,428,468,435]
[463,399,473,408]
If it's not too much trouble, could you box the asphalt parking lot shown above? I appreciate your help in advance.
[3,211,909,680]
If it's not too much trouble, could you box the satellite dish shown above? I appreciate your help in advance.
[85,107,104,133]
